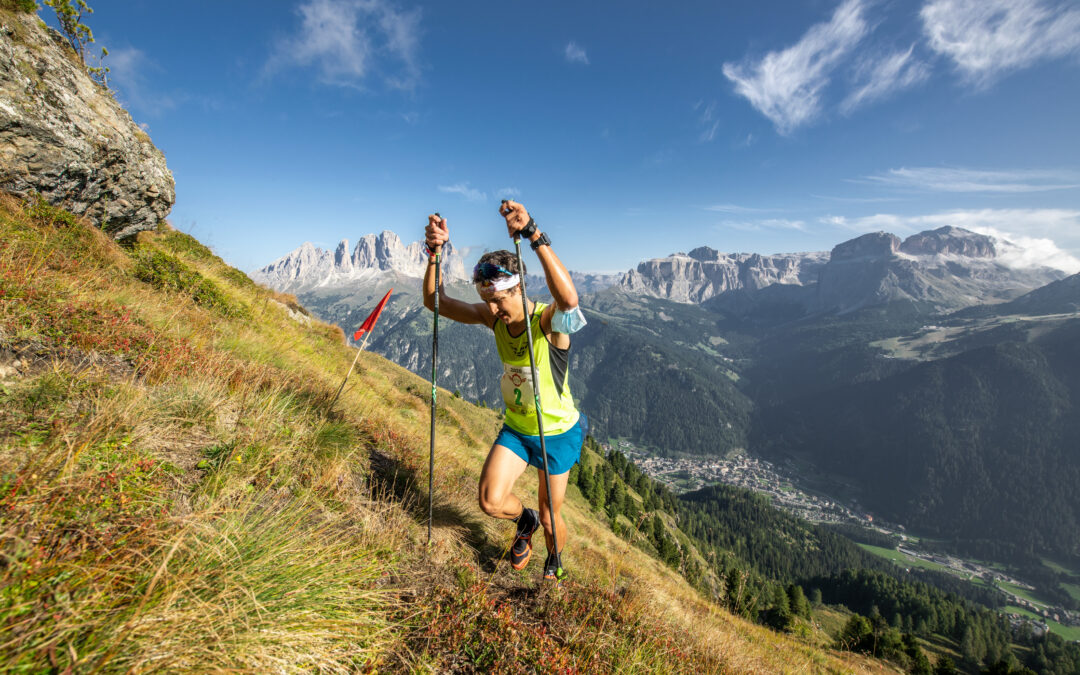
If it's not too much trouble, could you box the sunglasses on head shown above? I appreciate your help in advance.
[473,262,514,281]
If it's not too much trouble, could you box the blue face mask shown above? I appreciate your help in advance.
[551,305,587,334]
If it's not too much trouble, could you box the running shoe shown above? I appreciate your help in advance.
[543,552,566,581]
[510,508,540,570]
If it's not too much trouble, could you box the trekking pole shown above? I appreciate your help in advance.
[508,208,564,582]
[428,213,441,546]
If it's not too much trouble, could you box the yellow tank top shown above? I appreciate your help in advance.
[493,302,580,435]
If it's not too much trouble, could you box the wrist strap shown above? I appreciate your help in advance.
[520,218,537,239]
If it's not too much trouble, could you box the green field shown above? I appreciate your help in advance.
[1063,583,1080,604]
[1002,607,1080,642]
[1048,621,1080,642]
[1004,605,1042,620]
[997,580,1050,608]
[857,544,954,574]
[1041,558,1077,576]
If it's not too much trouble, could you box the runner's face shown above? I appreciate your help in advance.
[480,287,523,324]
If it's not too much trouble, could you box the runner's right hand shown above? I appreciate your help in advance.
[426,214,448,252]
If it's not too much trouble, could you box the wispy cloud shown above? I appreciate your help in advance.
[496,187,521,199]
[694,100,720,143]
[811,193,904,204]
[266,0,422,90]
[862,167,1080,193]
[841,45,931,113]
[704,203,777,214]
[920,0,1080,88]
[438,183,486,202]
[822,208,1080,272]
[105,45,219,117]
[564,42,589,65]
[717,218,808,233]
[722,0,869,134]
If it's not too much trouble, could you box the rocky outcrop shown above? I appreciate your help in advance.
[0,10,174,238]
[253,231,468,292]
[899,226,996,258]
[816,230,1063,313]
[618,228,1065,315]
[829,232,900,261]
[619,247,828,303]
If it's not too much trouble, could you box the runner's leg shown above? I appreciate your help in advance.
[537,470,570,553]
[478,444,529,519]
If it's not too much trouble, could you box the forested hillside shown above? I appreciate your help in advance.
[752,320,1080,563]
[576,443,1080,674]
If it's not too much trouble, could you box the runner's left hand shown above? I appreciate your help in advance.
[499,200,531,238]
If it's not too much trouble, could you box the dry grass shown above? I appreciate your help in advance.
[0,194,889,673]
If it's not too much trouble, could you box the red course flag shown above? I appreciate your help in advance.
[353,289,393,341]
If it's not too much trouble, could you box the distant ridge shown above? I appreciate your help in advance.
[622,226,1067,314]
[252,231,469,292]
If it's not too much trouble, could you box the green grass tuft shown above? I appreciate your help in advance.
[132,249,248,318]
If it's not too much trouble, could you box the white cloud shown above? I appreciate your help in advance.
[722,0,869,134]
[694,100,720,142]
[717,218,808,233]
[564,42,589,65]
[105,46,174,115]
[496,187,521,198]
[863,167,1080,193]
[438,183,486,202]
[841,45,931,113]
[267,0,422,90]
[920,0,1080,87]
[704,203,776,214]
[822,208,1080,272]
[104,45,220,117]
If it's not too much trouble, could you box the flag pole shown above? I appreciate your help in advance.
[328,288,392,413]
[328,332,371,412]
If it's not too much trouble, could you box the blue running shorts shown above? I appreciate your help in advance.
[494,414,587,476]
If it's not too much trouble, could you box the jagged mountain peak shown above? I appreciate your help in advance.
[253,230,467,292]
[616,226,1067,313]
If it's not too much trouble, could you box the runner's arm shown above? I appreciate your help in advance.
[498,201,579,314]
[422,214,494,326]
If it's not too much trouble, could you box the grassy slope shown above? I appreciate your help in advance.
[0,195,891,673]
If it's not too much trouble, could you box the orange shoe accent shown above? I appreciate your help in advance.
[511,537,533,570]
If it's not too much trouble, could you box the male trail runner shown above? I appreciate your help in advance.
[422,200,588,580]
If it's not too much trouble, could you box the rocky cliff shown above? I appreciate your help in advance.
[619,248,829,303]
[0,8,174,238]
[621,227,1066,314]
[253,231,469,291]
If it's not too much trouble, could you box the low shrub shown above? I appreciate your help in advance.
[132,250,247,318]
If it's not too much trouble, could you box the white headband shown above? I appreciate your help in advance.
[476,274,520,293]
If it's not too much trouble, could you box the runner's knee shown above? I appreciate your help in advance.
[477,485,505,516]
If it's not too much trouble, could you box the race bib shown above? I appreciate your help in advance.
[501,364,537,416]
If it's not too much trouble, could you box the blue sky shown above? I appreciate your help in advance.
[59,0,1080,274]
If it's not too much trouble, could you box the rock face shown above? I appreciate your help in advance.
[816,229,1063,313]
[899,226,995,258]
[253,231,469,292]
[0,11,174,238]
[619,247,828,303]
[619,227,1066,314]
